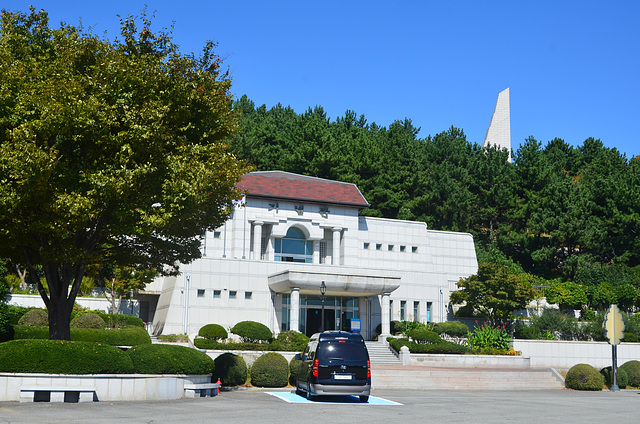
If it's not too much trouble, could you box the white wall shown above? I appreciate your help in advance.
[513,339,640,369]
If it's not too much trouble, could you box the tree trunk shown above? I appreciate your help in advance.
[48,300,73,340]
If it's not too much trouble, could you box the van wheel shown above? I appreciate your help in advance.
[359,395,369,403]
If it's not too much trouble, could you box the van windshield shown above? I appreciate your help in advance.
[317,342,367,361]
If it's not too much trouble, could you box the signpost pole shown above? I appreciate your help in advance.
[611,344,619,391]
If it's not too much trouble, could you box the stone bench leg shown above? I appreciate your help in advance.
[20,391,35,403]
[79,391,94,402]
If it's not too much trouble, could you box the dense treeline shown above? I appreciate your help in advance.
[230,95,640,283]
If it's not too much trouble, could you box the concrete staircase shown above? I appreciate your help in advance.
[365,341,401,365]
[371,366,565,390]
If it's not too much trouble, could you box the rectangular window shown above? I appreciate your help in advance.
[388,245,394,251]
[413,301,420,322]
[229,291,237,299]
[412,246,418,253]
[426,302,432,322]
[213,290,221,298]
[213,231,221,239]
[400,300,406,321]
[400,245,406,252]
[197,289,205,298]
[245,291,252,300]
[376,243,382,251]
[319,241,327,264]
[363,242,370,250]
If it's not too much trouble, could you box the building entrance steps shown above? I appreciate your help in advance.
[365,341,401,365]
[370,365,565,390]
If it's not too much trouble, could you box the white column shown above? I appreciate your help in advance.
[381,293,391,339]
[252,221,263,260]
[290,288,300,333]
[313,240,320,264]
[332,227,341,265]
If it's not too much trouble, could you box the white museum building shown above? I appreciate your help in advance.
[140,171,479,340]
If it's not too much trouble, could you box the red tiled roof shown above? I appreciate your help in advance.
[238,171,370,208]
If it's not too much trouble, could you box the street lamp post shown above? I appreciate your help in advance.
[320,281,326,332]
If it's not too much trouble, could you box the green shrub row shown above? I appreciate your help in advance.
[127,344,214,375]
[194,329,310,352]
[12,325,151,346]
[389,337,469,354]
[0,340,214,375]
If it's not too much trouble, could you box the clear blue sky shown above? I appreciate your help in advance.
[3,1,639,158]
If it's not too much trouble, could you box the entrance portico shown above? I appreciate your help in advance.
[268,270,400,337]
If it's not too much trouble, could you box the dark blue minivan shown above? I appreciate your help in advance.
[295,331,371,402]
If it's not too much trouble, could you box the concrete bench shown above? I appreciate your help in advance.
[20,386,96,403]
[183,383,220,398]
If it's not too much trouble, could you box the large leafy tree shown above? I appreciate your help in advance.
[0,8,250,340]
[450,263,537,325]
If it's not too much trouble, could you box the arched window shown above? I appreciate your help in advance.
[274,227,313,263]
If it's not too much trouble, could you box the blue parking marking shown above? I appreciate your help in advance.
[266,391,402,405]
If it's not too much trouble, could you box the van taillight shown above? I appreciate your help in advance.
[313,358,319,377]
[367,360,371,378]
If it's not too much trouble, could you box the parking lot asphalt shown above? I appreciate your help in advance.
[1,389,638,424]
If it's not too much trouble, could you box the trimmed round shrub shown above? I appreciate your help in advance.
[565,364,604,391]
[213,352,247,386]
[408,328,441,344]
[199,324,228,341]
[0,339,134,374]
[275,330,309,351]
[71,312,106,329]
[600,366,628,389]
[127,344,214,375]
[17,308,48,327]
[620,360,640,387]
[231,321,272,343]
[250,352,288,387]
[289,356,303,386]
[432,321,469,337]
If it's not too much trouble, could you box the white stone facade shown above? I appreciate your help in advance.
[143,172,478,340]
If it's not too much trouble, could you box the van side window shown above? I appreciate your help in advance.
[303,345,311,360]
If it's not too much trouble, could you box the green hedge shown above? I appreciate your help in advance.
[127,344,214,375]
[70,312,106,329]
[408,328,441,344]
[389,337,469,354]
[250,352,288,388]
[4,305,33,325]
[193,338,303,352]
[230,321,272,343]
[12,325,151,345]
[0,339,134,374]
[213,352,247,386]
[565,364,604,391]
[432,321,469,337]
[289,356,302,386]
[0,303,14,342]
